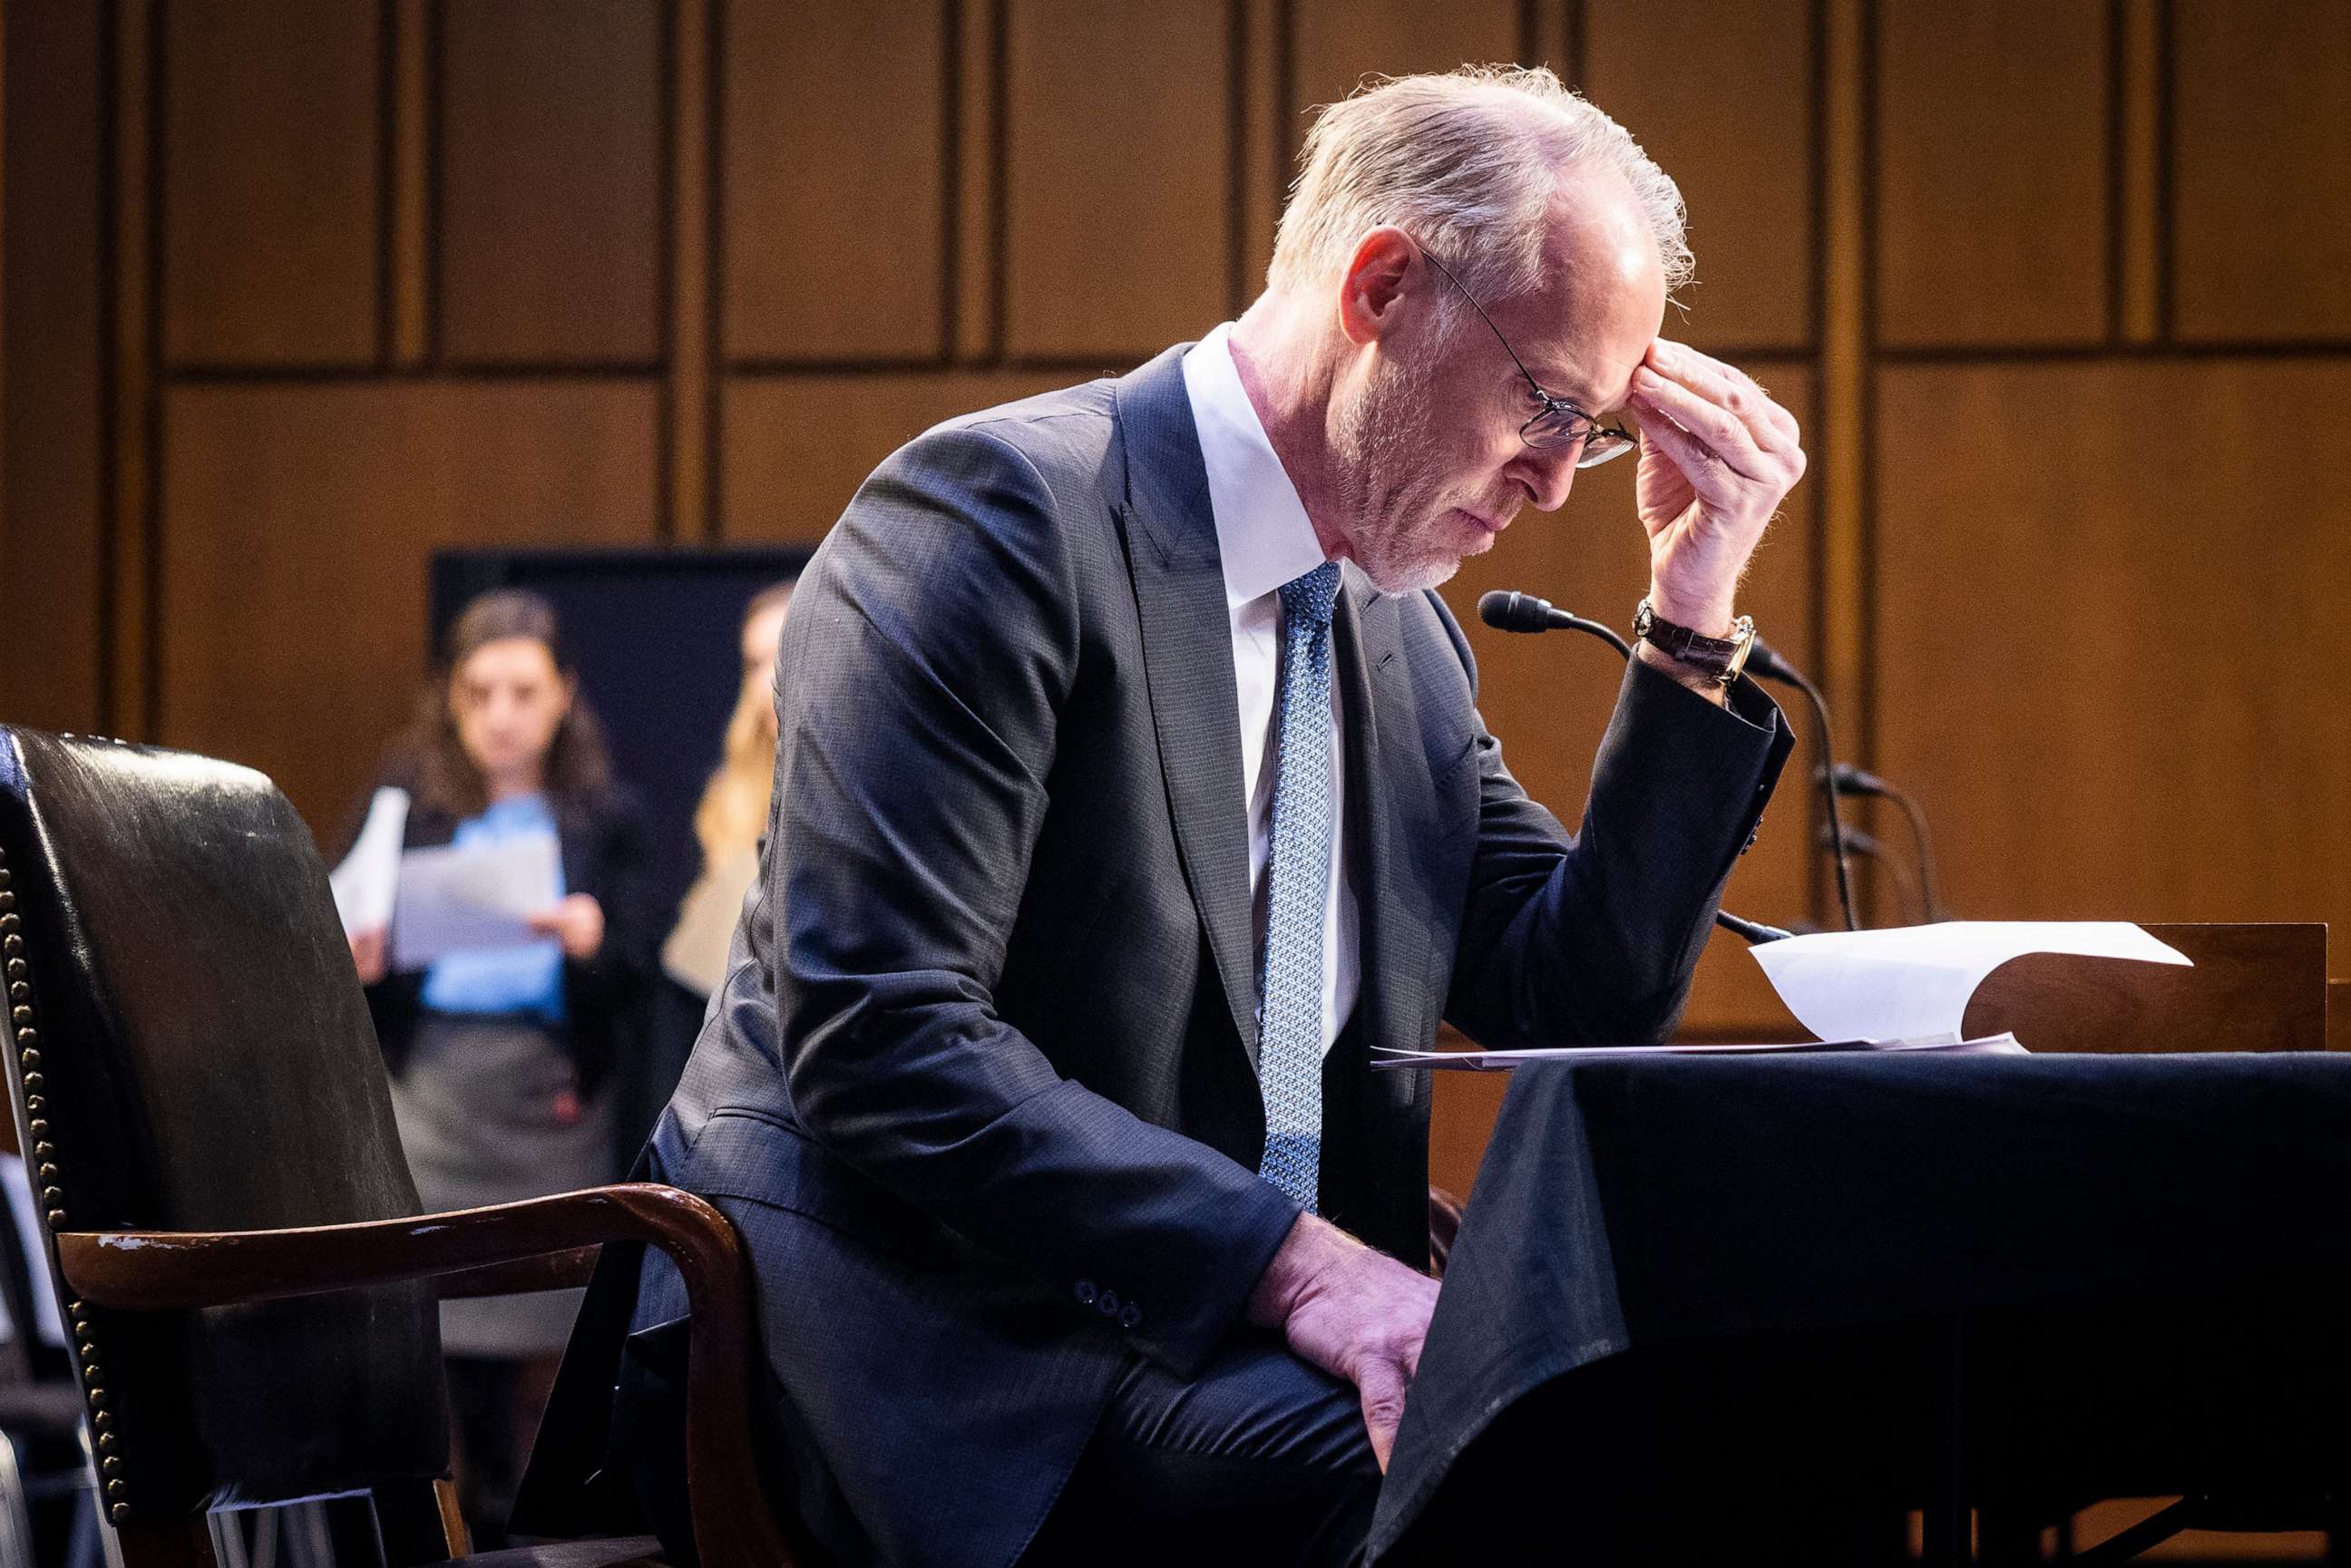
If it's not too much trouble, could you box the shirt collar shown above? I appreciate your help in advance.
[1181,322,1332,612]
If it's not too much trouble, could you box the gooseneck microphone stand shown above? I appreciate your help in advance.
[1476,590,1794,944]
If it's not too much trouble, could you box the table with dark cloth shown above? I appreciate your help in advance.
[1370,1052,2351,1565]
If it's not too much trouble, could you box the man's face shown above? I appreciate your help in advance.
[1326,184,1667,593]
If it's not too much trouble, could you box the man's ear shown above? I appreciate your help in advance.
[1336,226,1419,346]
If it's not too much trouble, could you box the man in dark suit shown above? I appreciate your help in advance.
[557,65,1803,1567]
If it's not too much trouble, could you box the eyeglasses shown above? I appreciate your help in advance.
[1412,243,1638,469]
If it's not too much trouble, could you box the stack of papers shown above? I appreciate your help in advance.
[1371,1034,2024,1072]
[1374,921,2192,1072]
[327,785,565,972]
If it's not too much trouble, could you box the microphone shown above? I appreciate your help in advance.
[1478,587,1792,945]
[1476,589,1632,656]
[1732,644,1861,933]
[1820,762,1945,921]
[1819,823,1924,926]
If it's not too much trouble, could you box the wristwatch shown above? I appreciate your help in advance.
[1633,598,1758,687]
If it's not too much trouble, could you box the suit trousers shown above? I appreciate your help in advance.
[1020,1333,1380,1567]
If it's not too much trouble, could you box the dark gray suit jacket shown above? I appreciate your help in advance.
[528,344,1792,1568]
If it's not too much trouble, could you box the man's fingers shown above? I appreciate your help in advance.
[1631,367,1777,481]
[1649,339,1800,450]
[1631,380,1771,495]
[1357,1361,1409,1473]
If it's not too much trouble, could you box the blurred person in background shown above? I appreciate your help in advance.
[342,588,652,1546]
[661,579,795,998]
[618,580,795,1166]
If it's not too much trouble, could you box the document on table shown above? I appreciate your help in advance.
[1749,920,2190,1047]
[387,830,561,971]
[328,785,409,936]
[1371,1033,2024,1071]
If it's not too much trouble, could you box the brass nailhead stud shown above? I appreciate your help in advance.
[92,1411,112,1433]
[20,1051,39,1070]
[33,1142,54,1159]
[111,1505,130,1526]
[105,1480,125,1500]
[11,1007,28,1026]
[79,1341,97,1359]
[29,1118,49,1137]
[1,934,20,957]
[25,1095,45,1114]
[8,982,27,1003]
[16,1026,35,1047]
[100,1456,121,1477]
[5,959,26,981]
[22,1073,41,1093]
[44,1209,65,1227]
[38,1164,59,1183]
[0,912,15,933]
[95,1425,115,1446]
[37,1188,59,1208]
[85,1387,105,1410]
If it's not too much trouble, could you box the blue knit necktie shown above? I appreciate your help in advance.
[1255,560,1341,1211]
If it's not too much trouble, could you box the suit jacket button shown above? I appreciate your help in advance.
[1073,1279,1097,1307]
[1096,1288,1120,1318]
[1119,1301,1144,1329]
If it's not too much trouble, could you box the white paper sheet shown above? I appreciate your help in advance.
[1371,1033,2025,1071]
[1749,921,2190,1047]
[387,830,561,970]
[328,785,410,936]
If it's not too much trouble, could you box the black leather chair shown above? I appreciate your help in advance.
[0,727,796,1568]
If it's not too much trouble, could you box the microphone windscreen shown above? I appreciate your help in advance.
[1477,590,1553,634]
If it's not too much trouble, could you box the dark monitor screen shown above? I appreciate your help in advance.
[428,546,813,933]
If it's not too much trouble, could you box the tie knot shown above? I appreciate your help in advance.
[1279,560,1341,632]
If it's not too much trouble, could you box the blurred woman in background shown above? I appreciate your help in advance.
[343,587,650,1546]
[661,579,793,998]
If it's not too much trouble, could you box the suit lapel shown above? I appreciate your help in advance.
[1334,568,1436,1057]
[1110,348,1262,1059]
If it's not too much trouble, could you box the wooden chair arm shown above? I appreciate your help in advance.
[54,1183,795,1568]
[434,1243,602,1300]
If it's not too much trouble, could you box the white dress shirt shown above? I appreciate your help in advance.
[1181,322,1361,1058]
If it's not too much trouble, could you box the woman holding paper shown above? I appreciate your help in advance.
[337,587,650,1545]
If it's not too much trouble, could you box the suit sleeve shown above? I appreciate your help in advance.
[766,424,1299,1378]
[1440,595,1796,1048]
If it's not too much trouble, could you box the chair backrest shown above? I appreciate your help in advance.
[0,727,448,1523]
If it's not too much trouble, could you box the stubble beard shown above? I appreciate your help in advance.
[1330,350,1468,596]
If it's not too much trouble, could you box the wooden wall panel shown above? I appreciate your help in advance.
[2172,0,2351,342]
[1582,0,1814,354]
[1435,363,1821,1035]
[719,371,1069,541]
[1,0,108,734]
[161,0,378,366]
[725,2,948,363]
[1001,0,1228,359]
[1875,0,2109,348]
[1289,0,1522,132]
[158,383,661,831]
[1875,362,2351,940]
[439,0,663,365]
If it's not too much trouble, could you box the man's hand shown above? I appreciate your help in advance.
[1247,1211,1441,1471]
[527,892,606,960]
[1624,338,1807,638]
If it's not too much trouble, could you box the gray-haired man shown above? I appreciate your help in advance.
[544,64,1803,1568]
